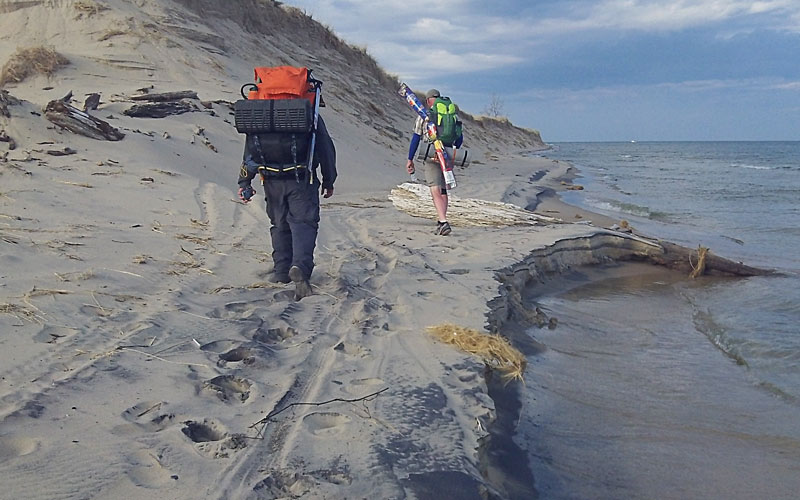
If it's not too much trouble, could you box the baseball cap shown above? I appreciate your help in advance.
[425,89,441,99]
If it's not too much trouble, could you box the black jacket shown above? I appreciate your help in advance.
[238,115,337,190]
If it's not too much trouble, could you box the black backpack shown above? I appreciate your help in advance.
[234,66,322,173]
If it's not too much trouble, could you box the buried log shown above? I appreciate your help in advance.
[44,100,124,141]
[123,101,195,118]
[647,240,773,277]
[129,90,198,102]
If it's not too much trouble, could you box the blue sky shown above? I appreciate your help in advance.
[285,0,800,141]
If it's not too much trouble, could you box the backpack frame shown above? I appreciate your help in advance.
[234,66,323,179]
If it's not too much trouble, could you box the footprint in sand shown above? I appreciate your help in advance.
[0,436,39,463]
[302,412,351,437]
[199,339,241,354]
[217,346,255,366]
[253,325,297,346]
[207,301,262,321]
[182,419,226,443]
[333,341,370,358]
[181,419,247,458]
[126,449,173,488]
[273,288,299,302]
[121,401,175,432]
[344,377,387,395]
[202,375,252,403]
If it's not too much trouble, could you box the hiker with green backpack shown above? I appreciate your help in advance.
[405,89,463,236]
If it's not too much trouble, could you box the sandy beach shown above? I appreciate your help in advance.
[1,2,773,499]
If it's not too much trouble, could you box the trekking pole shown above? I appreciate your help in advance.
[306,74,322,185]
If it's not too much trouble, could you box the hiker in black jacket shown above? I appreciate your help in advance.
[238,115,337,300]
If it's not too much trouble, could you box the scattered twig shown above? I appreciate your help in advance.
[137,402,162,418]
[119,347,210,368]
[249,387,389,439]
[100,267,143,278]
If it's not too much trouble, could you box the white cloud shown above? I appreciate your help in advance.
[284,0,800,87]
[773,81,800,90]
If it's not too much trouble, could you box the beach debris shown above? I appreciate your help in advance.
[123,100,196,118]
[609,220,633,233]
[130,90,198,102]
[248,387,389,438]
[689,245,709,278]
[0,129,16,150]
[1,89,21,117]
[192,126,217,152]
[46,147,77,156]
[83,93,101,111]
[44,99,125,140]
[722,235,745,246]
[390,182,559,227]
[426,323,526,382]
[649,240,772,277]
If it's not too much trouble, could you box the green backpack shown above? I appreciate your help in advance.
[429,96,462,146]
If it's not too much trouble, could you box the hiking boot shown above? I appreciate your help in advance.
[269,272,291,284]
[289,265,312,300]
[435,221,452,236]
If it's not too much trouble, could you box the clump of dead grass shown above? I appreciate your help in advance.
[427,323,526,382]
[0,46,70,87]
[73,0,109,17]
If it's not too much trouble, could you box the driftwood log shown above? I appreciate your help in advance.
[0,130,17,150]
[44,100,125,141]
[1,90,21,118]
[389,182,559,227]
[391,183,773,278]
[123,101,196,118]
[129,90,198,102]
[645,240,773,277]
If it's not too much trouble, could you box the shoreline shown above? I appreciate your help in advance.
[473,152,777,498]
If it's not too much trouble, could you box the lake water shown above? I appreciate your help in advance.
[520,142,800,499]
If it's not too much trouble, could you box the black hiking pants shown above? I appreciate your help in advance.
[264,175,320,280]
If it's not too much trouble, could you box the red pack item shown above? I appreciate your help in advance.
[248,66,316,105]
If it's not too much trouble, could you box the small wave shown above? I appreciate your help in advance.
[732,163,772,170]
[587,198,673,221]
[693,309,749,367]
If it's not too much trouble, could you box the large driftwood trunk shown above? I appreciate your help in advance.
[389,182,558,227]
[646,240,773,277]
[44,100,124,141]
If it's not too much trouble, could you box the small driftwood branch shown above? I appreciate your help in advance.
[249,387,389,438]
[44,100,125,141]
